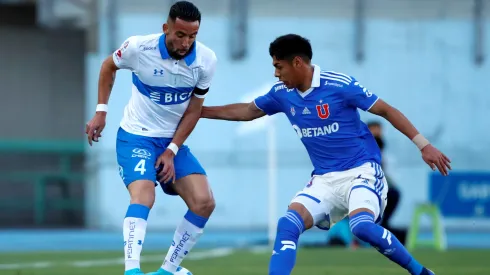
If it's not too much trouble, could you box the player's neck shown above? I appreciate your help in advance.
[297,65,314,93]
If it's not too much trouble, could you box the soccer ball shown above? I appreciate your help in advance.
[175,266,192,275]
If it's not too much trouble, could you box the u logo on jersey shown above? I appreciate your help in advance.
[316,104,330,119]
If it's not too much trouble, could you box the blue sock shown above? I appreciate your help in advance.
[269,210,305,275]
[350,212,424,275]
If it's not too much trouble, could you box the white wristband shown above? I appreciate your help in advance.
[412,134,430,150]
[167,142,179,155]
[96,104,108,113]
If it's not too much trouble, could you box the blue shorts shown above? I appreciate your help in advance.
[116,127,206,195]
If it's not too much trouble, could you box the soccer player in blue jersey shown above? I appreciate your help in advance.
[86,2,217,275]
[201,34,450,275]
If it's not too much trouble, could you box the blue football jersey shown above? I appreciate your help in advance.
[254,65,382,176]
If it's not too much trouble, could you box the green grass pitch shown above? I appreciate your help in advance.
[1,248,489,275]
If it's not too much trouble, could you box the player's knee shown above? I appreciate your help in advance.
[277,210,305,237]
[288,202,314,230]
[349,212,376,241]
[188,195,215,217]
[128,180,156,209]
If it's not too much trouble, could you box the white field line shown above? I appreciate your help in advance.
[0,247,234,270]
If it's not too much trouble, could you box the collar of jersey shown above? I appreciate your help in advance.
[311,64,321,88]
[158,34,196,66]
[296,64,321,98]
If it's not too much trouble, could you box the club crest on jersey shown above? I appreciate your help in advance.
[306,179,313,187]
[290,106,296,116]
[316,103,330,119]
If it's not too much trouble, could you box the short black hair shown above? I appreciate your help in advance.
[169,1,201,23]
[269,34,313,62]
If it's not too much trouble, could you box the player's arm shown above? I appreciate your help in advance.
[97,56,119,106]
[201,84,282,121]
[86,36,139,145]
[170,94,206,148]
[368,99,420,142]
[201,102,266,121]
[99,36,140,107]
[345,80,451,175]
[169,52,218,149]
[368,99,450,174]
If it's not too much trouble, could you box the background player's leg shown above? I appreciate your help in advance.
[269,202,312,275]
[159,174,215,274]
[269,181,332,275]
[348,188,434,275]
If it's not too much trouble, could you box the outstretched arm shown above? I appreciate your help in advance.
[368,99,419,140]
[369,99,451,175]
[201,102,266,121]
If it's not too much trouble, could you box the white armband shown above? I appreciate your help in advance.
[412,134,430,150]
[96,104,108,113]
[167,142,179,155]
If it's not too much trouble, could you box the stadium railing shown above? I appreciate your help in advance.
[0,140,85,226]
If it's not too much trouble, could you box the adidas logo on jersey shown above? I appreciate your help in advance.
[302,107,311,115]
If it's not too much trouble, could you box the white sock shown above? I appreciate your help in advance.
[124,217,148,271]
[161,214,206,272]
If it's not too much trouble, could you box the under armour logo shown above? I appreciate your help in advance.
[154,69,164,75]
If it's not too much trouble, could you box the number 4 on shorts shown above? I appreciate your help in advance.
[134,159,146,175]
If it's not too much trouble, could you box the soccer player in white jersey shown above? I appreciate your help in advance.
[85,2,217,275]
[201,34,451,275]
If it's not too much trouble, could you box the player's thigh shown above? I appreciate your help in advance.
[127,180,157,207]
[289,177,334,230]
[173,174,214,214]
[116,128,158,188]
[347,162,388,222]
[159,145,207,196]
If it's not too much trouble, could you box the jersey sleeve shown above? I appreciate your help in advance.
[253,86,283,116]
[112,36,140,71]
[344,78,379,111]
[195,51,218,96]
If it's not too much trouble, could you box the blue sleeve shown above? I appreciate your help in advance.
[253,88,283,116]
[344,78,379,111]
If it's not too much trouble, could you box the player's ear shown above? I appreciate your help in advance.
[163,23,169,35]
[292,56,302,68]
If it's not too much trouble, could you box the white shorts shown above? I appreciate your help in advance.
[290,162,388,230]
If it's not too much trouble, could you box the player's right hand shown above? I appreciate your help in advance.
[85,112,107,146]
[155,149,176,184]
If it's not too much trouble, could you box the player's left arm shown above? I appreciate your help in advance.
[156,53,217,184]
[171,94,205,148]
[171,52,217,149]
[347,80,451,175]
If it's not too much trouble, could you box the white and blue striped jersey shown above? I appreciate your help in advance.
[113,33,217,138]
[254,65,382,175]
